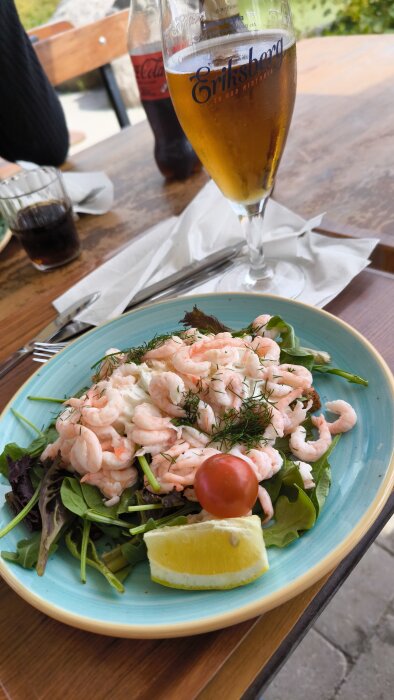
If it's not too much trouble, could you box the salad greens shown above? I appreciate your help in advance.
[0,307,367,591]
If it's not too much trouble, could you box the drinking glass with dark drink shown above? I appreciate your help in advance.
[160,0,303,297]
[0,167,81,271]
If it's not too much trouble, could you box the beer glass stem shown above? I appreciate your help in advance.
[240,197,273,282]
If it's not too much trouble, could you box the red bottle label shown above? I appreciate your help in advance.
[131,51,170,101]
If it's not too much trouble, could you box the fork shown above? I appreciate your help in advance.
[32,341,67,363]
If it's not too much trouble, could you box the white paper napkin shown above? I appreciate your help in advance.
[54,180,378,326]
[16,161,114,215]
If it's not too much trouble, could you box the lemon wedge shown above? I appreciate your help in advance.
[144,515,269,590]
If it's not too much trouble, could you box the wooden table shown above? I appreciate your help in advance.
[0,34,393,699]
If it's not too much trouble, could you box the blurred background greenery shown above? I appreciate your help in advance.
[15,0,394,35]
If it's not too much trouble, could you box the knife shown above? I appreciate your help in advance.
[0,291,100,380]
[53,242,245,343]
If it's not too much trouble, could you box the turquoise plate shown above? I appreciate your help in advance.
[0,293,393,638]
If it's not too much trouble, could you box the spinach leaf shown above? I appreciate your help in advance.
[266,315,296,347]
[0,444,27,479]
[263,485,316,548]
[280,348,315,369]
[80,482,120,519]
[60,476,87,516]
[266,316,327,371]
[310,435,340,516]
[1,532,42,569]
[60,477,131,528]
[36,459,74,575]
[27,425,59,457]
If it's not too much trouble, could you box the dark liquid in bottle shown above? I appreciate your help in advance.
[142,97,202,180]
[11,201,80,269]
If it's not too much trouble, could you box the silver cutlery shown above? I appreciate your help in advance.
[52,242,245,343]
[32,342,68,363]
[30,253,242,363]
[0,291,100,379]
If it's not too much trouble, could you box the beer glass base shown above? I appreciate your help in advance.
[216,259,305,299]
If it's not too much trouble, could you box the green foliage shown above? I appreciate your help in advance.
[15,1,59,30]
[292,0,393,37]
[325,0,394,34]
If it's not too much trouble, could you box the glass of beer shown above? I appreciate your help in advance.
[160,0,302,296]
[0,167,81,271]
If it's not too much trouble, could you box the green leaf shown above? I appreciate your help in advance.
[80,482,119,519]
[263,485,316,548]
[1,532,42,569]
[60,476,87,517]
[0,444,27,479]
[280,348,315,370]
[28,426,59,457]
[266,315,296,347]
[36,459,74,575]
[310,435,340,515]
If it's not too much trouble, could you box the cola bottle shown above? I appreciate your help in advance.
[127,0,201,180]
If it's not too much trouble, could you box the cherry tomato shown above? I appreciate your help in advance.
[194,454,258,518]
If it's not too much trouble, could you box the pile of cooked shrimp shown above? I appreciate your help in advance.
[41,314,357,521]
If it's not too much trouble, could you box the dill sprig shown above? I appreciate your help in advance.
[171,390,200,428]
[209,395,273,451]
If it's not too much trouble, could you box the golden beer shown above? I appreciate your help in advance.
[166,33,296,205]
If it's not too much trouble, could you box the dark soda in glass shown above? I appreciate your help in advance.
[11,200,81,271]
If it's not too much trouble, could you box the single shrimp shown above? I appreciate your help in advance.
[55,406,82,438]
[252,315,280,340]
[148,371,186,417]
[294,460,315,490]
[41,437,62,462]
[181,426,210,448]
[164,447,221,489]
[68,425,103,474]
[290,414,332,462]
[102,436,134,470]
[172,345,211,377]
[230,445,282,481]
[129,425,177,450]
[325,400,357,434]
[242,349,266,380]
[81,384,124,427]
[207,370,247,412]
[273,364,313,390]
[196,401,217,434]
[143,336,185,361]
[110,364,137,390]
[81,465,138,505]
[250,336,281,364]
[90,425,125,450]
[282,399,313,435]
[148,442,192,492]
[132,402,177,431]
[258,485,274,524]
